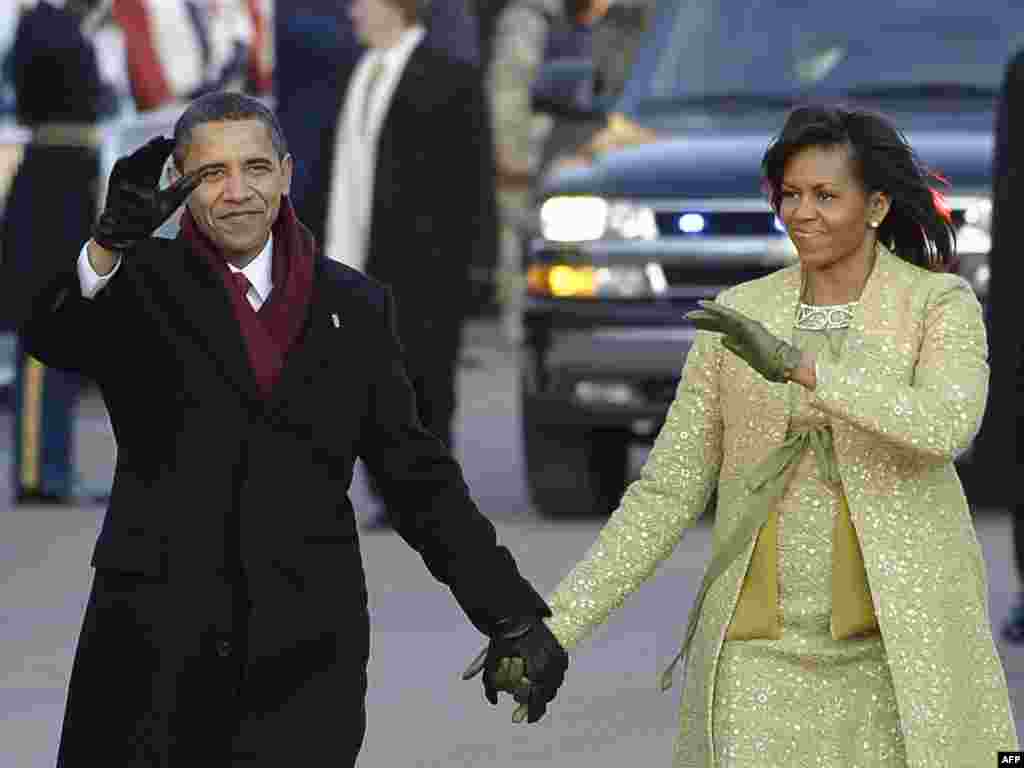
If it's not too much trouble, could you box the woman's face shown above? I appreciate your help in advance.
[778,143,888,271]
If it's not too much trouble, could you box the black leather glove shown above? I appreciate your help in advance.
[462,618,568,724]
[92,136,201,251]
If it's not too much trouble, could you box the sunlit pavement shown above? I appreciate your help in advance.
[1,318,1019,766]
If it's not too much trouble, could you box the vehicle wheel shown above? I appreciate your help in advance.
[523,418,630,518]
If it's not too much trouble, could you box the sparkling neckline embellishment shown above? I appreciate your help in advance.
[794,302,857,331]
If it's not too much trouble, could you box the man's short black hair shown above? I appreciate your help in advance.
[172,91,288,170]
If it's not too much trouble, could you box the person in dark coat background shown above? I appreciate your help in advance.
[309,0,499,530]
[273,0,362,235]
[987,49,1024,642]
[2,0,117,504]
[277,0,482,252]
[3,90,568,765]
[275,1,493,324]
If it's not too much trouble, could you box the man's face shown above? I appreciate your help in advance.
[349,0,405,47]
[175,119,293,267]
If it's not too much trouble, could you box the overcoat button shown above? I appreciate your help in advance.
[217,639,233,657]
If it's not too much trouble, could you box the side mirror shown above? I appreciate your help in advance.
[531,57,607,120]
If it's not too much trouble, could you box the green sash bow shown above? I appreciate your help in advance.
[660,426,839,692]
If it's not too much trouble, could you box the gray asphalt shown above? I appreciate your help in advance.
[0,319,1020,767]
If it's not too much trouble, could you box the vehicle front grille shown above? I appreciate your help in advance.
[660,262,780,288]
[655,210,783,237]
[640,378,680,406]
[654,207,969,237]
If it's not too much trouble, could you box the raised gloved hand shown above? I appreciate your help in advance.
[462,617,568,724]
[92,136,201,251]
[684,300,804,383]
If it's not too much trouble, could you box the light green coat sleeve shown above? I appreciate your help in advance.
[810,274,989,461]
[544,329,725,652]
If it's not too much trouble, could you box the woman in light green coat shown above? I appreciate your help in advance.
[480,105,1019,766]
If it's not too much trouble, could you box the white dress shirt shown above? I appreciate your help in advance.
[323,24,425,271]
[77,235,274,311]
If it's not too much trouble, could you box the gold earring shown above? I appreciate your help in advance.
[869,221,879,229]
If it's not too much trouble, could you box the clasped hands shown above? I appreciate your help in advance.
[462,617,568,724]
[685,300,811,385]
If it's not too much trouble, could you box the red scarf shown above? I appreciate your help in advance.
[178,196,316,398]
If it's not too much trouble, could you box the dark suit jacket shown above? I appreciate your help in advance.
[9,236,546,764]
[309,43,499,320]
[977,48,1023,495]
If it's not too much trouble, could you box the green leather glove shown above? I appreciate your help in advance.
[684,300,803,383]
[464,651,534,723]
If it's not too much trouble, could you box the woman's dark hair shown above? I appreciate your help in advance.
[762,105,957,273]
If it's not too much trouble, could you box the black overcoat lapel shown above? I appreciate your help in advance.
[373,43,432,167]
[143,241,348,435]
[265,256,338,417]
[140,241,262,407]
[365,45,433,281]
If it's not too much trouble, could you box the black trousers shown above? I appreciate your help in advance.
[1013,505,1024,585]
[11,335,82,498]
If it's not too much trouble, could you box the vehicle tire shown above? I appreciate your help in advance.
[523,418,630,518]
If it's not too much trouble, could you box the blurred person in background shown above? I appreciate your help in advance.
[988,49,1024,643]
[3,0,118,504]
[425,0,480,67]
[310,0,498,531]
[476,105,1018,763]
[283,0,484,258]
[111,0,272,113]
[474,0,511,77]
[0,3,26,113]
[275,1,363,236]
[5,88,567,765]
[487,0,610,343]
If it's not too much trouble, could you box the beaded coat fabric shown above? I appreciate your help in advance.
[712,321,902,766]
[542,244,1018,767]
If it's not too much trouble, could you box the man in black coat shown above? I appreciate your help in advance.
[988,49,1024,643]
[4,90,567,766]
[310,0,499,530]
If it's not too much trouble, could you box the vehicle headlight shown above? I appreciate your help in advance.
[606,201,659,240]
[954,197,992,297]
[962,198,992,231]
[539,196,657,242]
[957,198,991,256]
[527,262,664,298]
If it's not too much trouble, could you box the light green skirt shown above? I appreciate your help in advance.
[712,631,905,767]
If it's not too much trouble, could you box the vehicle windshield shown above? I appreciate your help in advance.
[626,0,1024,111]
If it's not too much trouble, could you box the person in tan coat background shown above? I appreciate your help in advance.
[486,0,610,342]
[479,104,1018,766]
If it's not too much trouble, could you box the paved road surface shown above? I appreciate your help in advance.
[1,320,1019,766]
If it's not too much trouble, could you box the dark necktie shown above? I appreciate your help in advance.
[232,272,253,306]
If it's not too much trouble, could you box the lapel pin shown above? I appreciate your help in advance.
[331,313,341,328]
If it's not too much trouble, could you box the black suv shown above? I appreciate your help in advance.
[521,0,1013,517]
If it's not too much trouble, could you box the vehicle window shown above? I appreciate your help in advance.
[632,0,1024,108]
